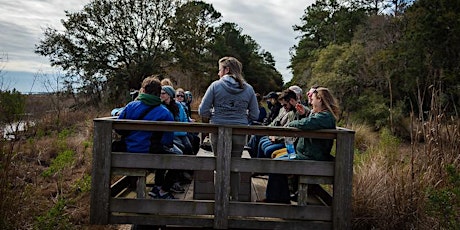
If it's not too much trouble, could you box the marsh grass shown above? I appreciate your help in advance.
[1,90,458,229]
[352,85,460,229]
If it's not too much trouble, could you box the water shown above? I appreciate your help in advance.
[2,121,35,140]
[285,137,295,160]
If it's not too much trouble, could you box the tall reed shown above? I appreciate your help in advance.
[352,84,459,229]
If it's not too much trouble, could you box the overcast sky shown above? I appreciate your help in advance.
[0,0,314,92]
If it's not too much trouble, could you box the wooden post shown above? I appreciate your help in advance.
[332,131,354,229]
[90,120,113,224]
[214,127,232,229]
[297,180,309,206]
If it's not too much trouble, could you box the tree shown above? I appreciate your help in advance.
[168,1,222,92]
[399,0,460,116]
[36,0,285,102]
[35,0,178,105]
[289,0,368,85]
[210,23,283,94]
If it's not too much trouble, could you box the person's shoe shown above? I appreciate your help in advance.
[290,192,298,202]
[181,172,193,183]
[148,186,160,198]
[243,145,252,150]
[157,192,176,199]
[170,182,185,193]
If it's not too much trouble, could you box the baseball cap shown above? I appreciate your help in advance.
[263,91,279,99]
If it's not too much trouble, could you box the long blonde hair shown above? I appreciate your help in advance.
[219,56,245,89]
[315,87,340,120]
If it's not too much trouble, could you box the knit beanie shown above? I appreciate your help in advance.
[162,85,175,98]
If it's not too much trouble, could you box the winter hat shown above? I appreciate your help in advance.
[288,85,303,99]
[162,85,175,98]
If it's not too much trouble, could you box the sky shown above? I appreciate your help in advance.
[0,0,314,93]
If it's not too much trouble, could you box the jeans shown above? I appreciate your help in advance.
[174,135,193,155]
[258,136,285,158]
[246,135,262,158]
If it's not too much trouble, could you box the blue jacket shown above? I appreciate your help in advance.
[174,101,188,137]
[118,100,174,153]
[199,75,259,125]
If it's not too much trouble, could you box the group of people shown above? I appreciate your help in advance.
[115,56,340,203]
[115,76,197,199]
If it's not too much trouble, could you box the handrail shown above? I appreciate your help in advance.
[90,117,355,229]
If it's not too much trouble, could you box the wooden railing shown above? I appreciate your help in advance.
[90,117,355,229]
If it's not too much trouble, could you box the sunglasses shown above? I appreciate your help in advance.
[307,89,318,97]
[281,103,290,107]
[176,94,185,98]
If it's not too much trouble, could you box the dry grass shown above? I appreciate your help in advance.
[0,94,117,230]
[351,87,460,229]
[347,122,379,153]
[2,91,459,229]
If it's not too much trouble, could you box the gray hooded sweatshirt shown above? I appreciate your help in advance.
[199,75,259,125]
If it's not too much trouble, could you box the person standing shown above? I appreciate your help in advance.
[199,56,259,200]
[199,56,259,149]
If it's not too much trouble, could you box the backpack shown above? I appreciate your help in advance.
[112,105,157,152]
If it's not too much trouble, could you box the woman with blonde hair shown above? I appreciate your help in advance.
[199,56,259,131]
[199,56,259,201]
[263,87,339,203]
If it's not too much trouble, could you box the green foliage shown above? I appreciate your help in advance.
[378,128,400,165]
[168,1,221,93]
[35,0,178,105]
[34,198,74,230]
[291,0,460,129]
[353,90,389,129]
[42,150,75,178]
[426,165,460,229]
[290,0,369,81]
[83,140,91,150]
[0,89,26,125]
[57,128,73,140]
[35,0,284,105]
[395,0,460,115]
[73,174,92,193]
[210,22,284,94]
[378,128,400,152]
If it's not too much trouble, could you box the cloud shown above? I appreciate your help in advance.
[0,0,312,92]
[209,0,311,81]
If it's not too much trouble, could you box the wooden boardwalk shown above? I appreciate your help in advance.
[118,148,326,205]
[118,149,264,200]
[91,119,354,229]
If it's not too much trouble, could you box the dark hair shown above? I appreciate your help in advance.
[163,100,179,118]
[278,89,297,102]
[256,93,262,101]
[141,76,161,96]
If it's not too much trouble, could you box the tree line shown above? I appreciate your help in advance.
[35,0,459,133]
[35,0,283,107]
[289,0,459,130]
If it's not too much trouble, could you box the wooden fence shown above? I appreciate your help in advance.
[90,117,355,229]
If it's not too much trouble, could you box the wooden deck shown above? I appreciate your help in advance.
[91,119,354,229]
[118,148,327,205]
